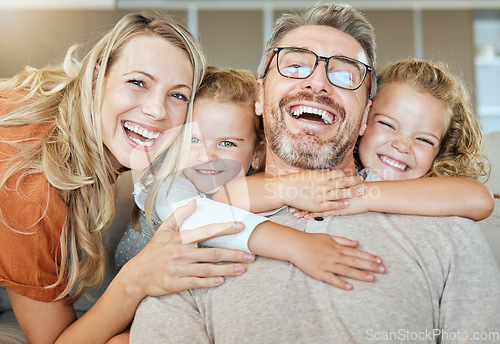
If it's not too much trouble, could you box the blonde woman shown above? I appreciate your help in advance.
[0,11,252,344]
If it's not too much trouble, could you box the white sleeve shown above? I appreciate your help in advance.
[153,175,201,220]
[154,176,267,253]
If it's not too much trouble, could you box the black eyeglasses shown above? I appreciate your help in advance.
[263,47,372,92]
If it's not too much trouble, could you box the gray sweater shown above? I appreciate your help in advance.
[131,212,500,343]
[130,177,500,344]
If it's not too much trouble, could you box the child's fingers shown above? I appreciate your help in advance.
[323,185,364,201]
[316,200,350,213]
[329,235,359,247]
[336,248,385,273]
[179,222,244,245]
[304,208,348,219]
[328,175,363,188]
[327,263,378,283]
[320,273,353,290]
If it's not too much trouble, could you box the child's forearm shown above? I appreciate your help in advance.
[247,221,304,262]
[246,220,386,290]
[362,177,495,221]
[212,173,285,212]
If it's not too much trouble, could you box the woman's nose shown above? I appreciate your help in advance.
[142,92,166,120]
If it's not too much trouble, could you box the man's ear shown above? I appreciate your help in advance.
[255,79,264,117]
[359,99,372,136]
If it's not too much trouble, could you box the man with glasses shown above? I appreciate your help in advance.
[131,3,499,343]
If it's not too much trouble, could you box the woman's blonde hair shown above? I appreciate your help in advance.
[0,11,205,303]
[375,59,489,180]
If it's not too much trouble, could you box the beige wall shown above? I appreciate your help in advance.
[0,9,186,78]
[198,10,263,72]
[422,10,476,91]
[0,8,475,102]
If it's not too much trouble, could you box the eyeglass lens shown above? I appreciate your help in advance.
[277,48,366,90]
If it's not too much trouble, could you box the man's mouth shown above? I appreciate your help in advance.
[123,121,161,147]
[378,154,409,171]
[287,105,337,125]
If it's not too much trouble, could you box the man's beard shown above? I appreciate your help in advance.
[263,91,362,170]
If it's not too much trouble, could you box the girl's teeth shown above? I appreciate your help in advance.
[380,155,408,171]
[197,169,219,175]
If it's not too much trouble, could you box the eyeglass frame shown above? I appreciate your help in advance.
[262,47,373,96]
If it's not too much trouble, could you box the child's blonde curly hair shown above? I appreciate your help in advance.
[377,59,489,181]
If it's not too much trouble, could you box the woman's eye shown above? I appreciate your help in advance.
[191,137,201,144]
[220,141,236,147]
[171,93,189,102]
[129,79,145,87]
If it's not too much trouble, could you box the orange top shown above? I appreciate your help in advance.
[0,91,68,302]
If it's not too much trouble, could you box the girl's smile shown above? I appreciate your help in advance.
[358,82,451,180]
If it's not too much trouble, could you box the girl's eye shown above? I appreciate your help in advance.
[171,93,189,102]
[378,120,395,130]
[129,79,145,87]
[417,137,434,146]
[191,137,201,144]
[220,141,236,147]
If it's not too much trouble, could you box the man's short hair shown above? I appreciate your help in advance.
[257,3,377,99]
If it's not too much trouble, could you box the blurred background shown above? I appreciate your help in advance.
[1,0,500,133]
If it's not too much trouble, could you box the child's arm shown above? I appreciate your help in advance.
[247,221,385,290]
[211,170,364,213]
[154,176,385,289]
[305,177,495,221]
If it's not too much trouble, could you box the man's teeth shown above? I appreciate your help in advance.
[290,106,334,125]
[124,122,160,140]
[380,155,408,171]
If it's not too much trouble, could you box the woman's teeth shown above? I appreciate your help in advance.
[124,121,161,147]
[379,155,408,171]
[290,106,335,125]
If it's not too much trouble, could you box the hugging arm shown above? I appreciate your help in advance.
[159,176,384,289]
[307,177,495,221]
[211,170,364,213]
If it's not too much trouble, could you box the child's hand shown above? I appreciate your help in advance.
[274,170,364,213]
[288,232,385,290]
[288,207,309,219]
[303,194,370,219]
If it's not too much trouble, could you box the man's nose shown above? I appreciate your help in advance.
[299,61,333,94]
